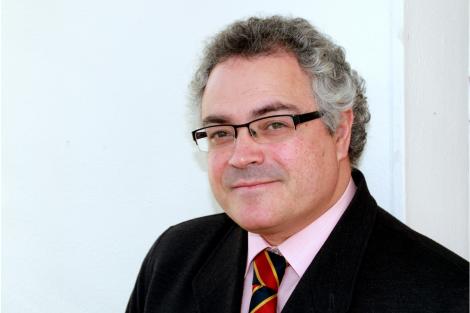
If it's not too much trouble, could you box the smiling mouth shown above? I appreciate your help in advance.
[231,180,278,190]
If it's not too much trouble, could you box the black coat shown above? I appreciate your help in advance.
[126,170,469,313]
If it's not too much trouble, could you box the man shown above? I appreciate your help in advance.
[126,16,468,313]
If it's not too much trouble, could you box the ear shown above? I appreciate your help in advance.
[334,109,354,161]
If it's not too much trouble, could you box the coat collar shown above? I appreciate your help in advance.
[192,220,247,313]
[282,169,378,313]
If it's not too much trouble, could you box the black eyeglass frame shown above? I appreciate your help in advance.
[191,110,323,143]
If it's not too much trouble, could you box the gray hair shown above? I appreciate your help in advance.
[190,16,370,166]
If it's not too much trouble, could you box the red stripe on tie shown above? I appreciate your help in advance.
[254,251,278,291]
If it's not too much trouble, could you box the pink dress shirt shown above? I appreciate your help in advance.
[240,179,357,313]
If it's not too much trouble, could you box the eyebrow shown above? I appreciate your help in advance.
[202,102,299,126]
[251,102,298,117]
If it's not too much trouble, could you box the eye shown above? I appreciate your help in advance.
[206,127,235,144]
[255,117,293,135]
[266,121,288,130]
[209,130,231,139]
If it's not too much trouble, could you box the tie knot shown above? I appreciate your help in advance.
[252,249,287,292]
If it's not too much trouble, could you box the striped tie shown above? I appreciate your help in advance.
[249,249,287,313]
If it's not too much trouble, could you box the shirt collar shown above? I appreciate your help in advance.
[245,178,357,277]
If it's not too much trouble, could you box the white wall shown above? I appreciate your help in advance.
[404,0,469,259]
[5,0,458,312]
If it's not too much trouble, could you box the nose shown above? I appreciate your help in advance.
[228,127,264,168]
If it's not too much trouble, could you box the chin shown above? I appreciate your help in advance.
[225,203,280,233]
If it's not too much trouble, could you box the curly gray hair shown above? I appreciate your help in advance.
[190,16,370,165]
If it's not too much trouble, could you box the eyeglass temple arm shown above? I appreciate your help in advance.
[293,111,323,125]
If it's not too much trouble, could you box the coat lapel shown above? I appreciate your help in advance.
[192,223,247,313]
[282,170,378,313]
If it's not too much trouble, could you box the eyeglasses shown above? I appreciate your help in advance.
[191,111,323,152]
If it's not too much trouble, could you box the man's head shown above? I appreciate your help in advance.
[190,16,370,244]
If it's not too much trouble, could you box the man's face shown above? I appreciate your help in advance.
[201,52,351,244]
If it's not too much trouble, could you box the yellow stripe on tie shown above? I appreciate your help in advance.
[250,294,277,313]
[252,284,263,293]
[265,250,280,287]
[253,261,266,286]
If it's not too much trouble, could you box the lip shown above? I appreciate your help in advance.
[231,180,278,190]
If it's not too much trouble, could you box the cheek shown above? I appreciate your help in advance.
[272,138,315,169]
[207,151,227,188]
[273,136,332,187]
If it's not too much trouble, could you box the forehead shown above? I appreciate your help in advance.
[201,52,317,123]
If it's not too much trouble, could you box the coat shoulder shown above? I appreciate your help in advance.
[125,213,243,313]
[161,213,235,245]
[146,213,237,267]
[373,208,468,274]
[351,207,469,312]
